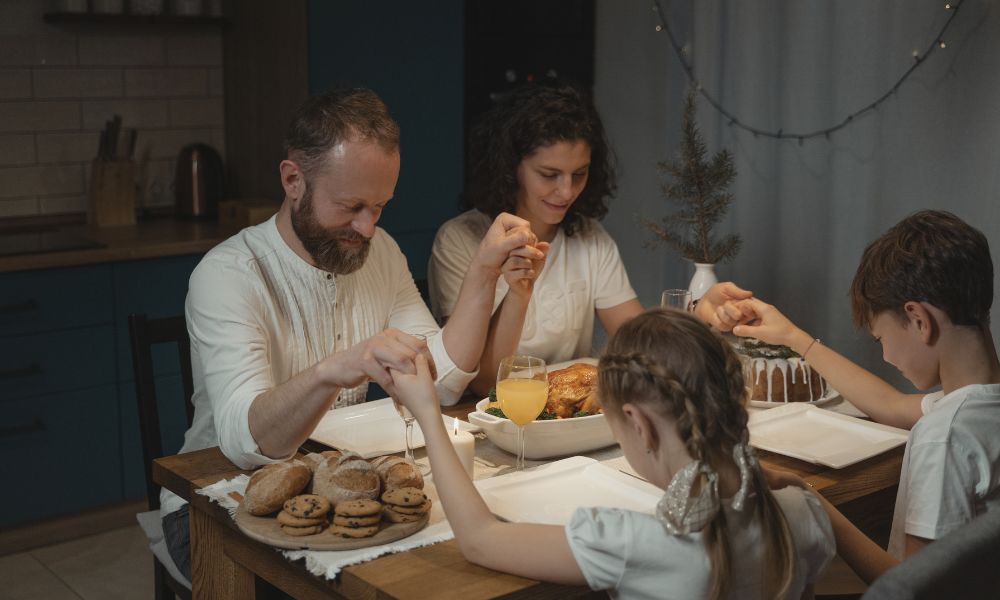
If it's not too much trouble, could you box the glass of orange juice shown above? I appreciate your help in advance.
[496,355,547,470]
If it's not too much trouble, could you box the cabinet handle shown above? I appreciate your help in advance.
[0,418,45,438]
[0,299,39,315]
[0,364,42,379]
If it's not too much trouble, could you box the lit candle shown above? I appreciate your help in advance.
[448,417,476,479]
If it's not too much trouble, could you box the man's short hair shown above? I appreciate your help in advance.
[850,210,994,330]
[284,87,400,179]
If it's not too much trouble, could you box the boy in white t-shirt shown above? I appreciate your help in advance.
[733,210,1000,584]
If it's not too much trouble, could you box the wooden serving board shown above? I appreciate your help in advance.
[234,504,429,551]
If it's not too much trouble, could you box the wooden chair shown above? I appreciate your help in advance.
[128,314,194,600]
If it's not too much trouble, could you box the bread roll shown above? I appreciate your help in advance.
[370,455,424,490]
[242,460,312,516]
[312,455,380,506]
[301,450,342,473]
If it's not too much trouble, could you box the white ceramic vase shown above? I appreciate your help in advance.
[688,262,717,300]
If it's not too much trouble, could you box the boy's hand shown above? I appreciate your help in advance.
[502,241,549,299]
[695,282,755,331]
[732,298,811,350]
[389,353,441,423]
[762,466,812,491]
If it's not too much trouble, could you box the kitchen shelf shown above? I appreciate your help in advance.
[43,11,227,27]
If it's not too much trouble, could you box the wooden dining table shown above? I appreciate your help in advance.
[153,400,903,600]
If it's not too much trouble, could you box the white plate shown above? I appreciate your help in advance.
[473,456,662,525]
[749,386,841,409]
[308,398,477,458]
[748,403,908,469]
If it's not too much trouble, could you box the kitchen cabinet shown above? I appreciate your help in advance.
[0,254,202,527]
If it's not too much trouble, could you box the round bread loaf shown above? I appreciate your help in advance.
[242,461,312,516]
[312,455,380,506]
[370,455,424,490]
[301,450,342,473]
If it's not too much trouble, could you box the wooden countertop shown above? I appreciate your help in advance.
[0,219,239,274]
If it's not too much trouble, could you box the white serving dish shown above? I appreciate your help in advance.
[468,397,616,459]
[309,397,477,459]
[474,456,661,525]
[748,403,908,469]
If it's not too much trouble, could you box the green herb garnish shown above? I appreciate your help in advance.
[485,406,507,419]
[573,410,594,418]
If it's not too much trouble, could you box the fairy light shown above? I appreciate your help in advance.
[650,0,966,142]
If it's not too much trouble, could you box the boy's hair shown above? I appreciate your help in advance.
[850,210,994,330]
[284,87,400,181]
[464,79,616,237]
[598,309,794,600]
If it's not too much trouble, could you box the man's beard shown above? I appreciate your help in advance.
[290,186,372,275]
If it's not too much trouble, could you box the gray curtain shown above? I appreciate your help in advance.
[596,0,1000,385]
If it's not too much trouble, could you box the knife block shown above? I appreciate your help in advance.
[88,159,137,227]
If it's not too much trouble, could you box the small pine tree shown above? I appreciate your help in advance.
[641,92,742,264]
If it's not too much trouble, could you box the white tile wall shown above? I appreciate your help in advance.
[0,134,35,165]
[78,35,165,66]
[0,0,225,219]
[0,68,32,99]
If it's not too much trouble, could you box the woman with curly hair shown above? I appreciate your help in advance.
[428,81,750,395]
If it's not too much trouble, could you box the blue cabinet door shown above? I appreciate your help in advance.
[0,385,121,528]
[0,264,113,336]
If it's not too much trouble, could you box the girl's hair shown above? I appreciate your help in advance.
[598,309,795,600]
[464,80,616,236]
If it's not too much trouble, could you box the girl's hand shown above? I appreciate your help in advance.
[731,298,807,348]
[389,353,441,423]
[502,241,549,299]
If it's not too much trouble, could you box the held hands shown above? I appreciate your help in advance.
[388,353,441,424]
[731,298,809,350]
[320,328,428,397]
[695,282,755,331]
[474,212,540,277]
[502,241,550,298]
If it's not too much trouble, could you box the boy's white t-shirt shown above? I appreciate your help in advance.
[566,486,834,599]
[428,210,637,364]
[888,383,1000,558]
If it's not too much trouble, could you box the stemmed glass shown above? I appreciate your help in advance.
[496,355,548,470]
[393,332,435,475]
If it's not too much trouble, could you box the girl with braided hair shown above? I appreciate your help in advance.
[388,308,833,599]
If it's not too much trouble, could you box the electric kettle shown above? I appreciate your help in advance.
[175,143,224,220]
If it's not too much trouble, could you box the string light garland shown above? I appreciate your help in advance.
[651,0,965,142]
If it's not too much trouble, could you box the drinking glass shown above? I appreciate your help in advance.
[661,288,693,311]
[393,332,436,474]
[496,355,548,470]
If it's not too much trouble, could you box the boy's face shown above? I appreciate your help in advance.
[870,310,940,390]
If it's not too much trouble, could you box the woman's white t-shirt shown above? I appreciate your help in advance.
[565,486,835,600]
[428,210,637,363]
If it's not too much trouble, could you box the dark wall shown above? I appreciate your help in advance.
[307,0,465,280]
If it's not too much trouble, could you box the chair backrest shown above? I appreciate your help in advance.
[128,314,195,510]
[861,508,1000,599]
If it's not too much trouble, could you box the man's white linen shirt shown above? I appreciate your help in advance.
[888,383,1000,558]
[161,215,474,516]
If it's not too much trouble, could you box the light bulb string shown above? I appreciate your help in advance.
[651,0,966,141]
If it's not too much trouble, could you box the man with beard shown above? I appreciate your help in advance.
[159,88,544,580]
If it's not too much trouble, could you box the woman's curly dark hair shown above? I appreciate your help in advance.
[464,80,616,236]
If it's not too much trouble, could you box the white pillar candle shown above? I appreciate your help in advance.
[448,417,476,479]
